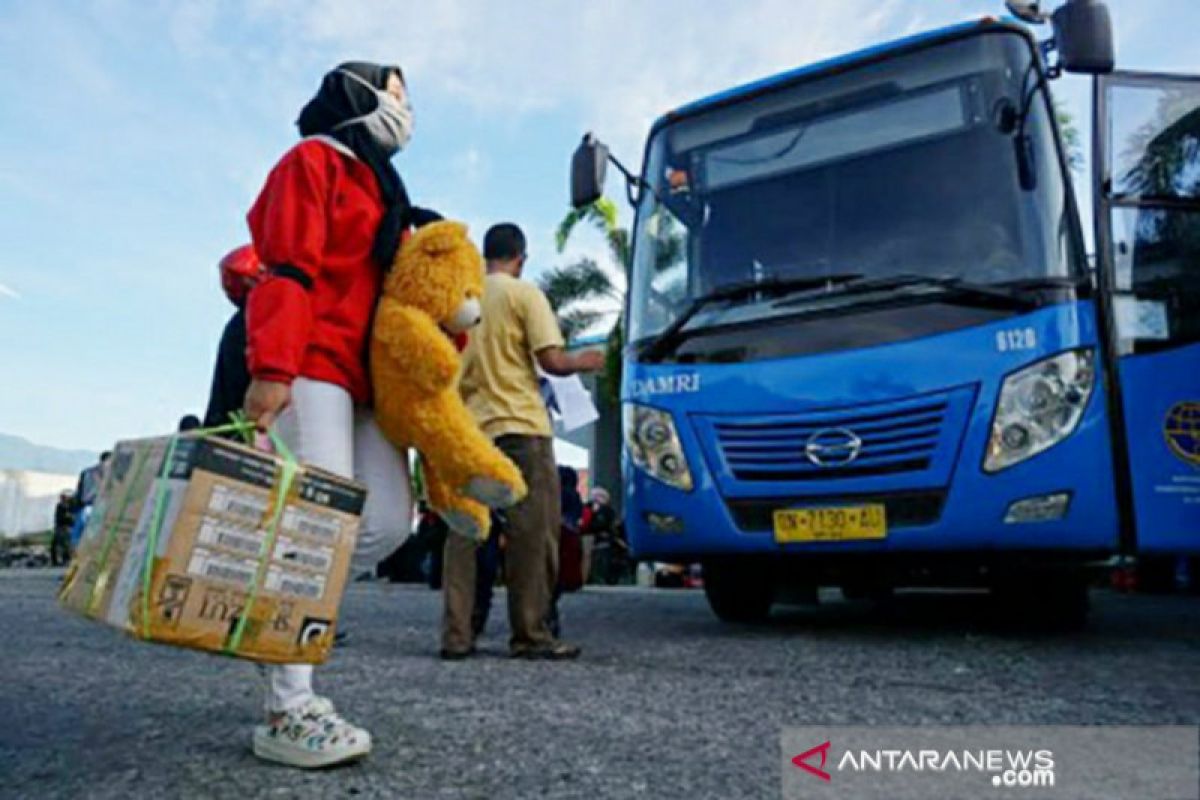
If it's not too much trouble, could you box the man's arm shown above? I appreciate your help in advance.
[536,346,605,377]
[523,285,605,376]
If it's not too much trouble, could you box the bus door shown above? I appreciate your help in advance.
[1094,71,1200,553]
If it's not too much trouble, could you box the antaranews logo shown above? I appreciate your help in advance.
[784,726,1199,800]
[791,741,832,782]
[790,741,1055,790]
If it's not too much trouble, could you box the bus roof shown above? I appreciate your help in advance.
[653,17,1031,134]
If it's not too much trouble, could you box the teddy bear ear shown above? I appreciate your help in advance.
[416,220,468,256]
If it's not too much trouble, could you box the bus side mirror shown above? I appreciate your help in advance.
[1052,0,1114,74]
[571,133,608,209]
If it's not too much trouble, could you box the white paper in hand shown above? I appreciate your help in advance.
[542,373,599,433]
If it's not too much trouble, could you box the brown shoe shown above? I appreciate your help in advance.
[511,641,581,661]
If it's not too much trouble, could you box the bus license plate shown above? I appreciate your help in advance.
[773,505,888,543]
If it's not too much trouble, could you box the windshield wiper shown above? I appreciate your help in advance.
[638,273,863,362]
[916,276,1043,309]
[990,275,1088,292]
[774,273,1043,313]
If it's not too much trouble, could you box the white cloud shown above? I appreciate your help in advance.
[451,146,488,183]
[239,0,971,291]
[235,0,957,165]
[166,0,221,59]
[0,282,20,300]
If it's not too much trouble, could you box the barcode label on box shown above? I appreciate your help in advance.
[265,567,325,600]
[188,548,259,587]
[273,537,334,573]
[281,507,342,544]
[208,484,270,522]
[198,518,266,557]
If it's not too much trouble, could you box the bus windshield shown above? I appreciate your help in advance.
[628,29,1086,347]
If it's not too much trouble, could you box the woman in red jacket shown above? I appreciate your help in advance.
[242,61,435,769]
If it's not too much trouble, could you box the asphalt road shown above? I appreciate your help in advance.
[3,570,1199,799]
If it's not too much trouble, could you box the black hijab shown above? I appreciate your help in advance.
[296,61,412,269]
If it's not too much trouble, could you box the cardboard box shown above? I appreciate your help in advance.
[59,433,365,664]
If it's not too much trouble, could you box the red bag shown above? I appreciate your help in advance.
[558,524,584,592]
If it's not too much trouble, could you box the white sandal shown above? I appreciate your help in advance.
[252,696,371,769]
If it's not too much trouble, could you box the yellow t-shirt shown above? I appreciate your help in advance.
[460,272,565,438]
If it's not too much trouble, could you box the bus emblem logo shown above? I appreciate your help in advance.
[805,428,863,467]
[1164,401,1200,467]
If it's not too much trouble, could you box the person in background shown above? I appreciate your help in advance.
[50,490,75,566]
[583,487,617,585]
[178,414,201,432]
[423,503,450,590]
[560,466,584,528]
[444,223,604,660]
[610,518,634,585]
[69,451,110,549]
[73,451,110,508]
[377,500,439,584]
[240,60,438,769]
[547,465,584,637]
[203,245,264,428]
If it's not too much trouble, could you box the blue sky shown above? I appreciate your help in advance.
[0,0,1195,452]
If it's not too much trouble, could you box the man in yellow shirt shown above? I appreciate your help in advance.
[445,223,604,659]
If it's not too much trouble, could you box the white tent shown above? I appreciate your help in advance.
[553,438,589,471]
[0,470,76,538]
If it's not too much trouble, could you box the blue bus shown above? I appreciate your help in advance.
[571,1,1200,625]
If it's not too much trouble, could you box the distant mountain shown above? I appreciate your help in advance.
[0,433,97,475]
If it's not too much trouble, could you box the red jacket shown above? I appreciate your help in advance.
[245,138,385,404]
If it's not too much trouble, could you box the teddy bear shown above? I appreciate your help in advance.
[371,221,527,541]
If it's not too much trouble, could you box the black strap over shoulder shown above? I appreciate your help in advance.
[270,264,314,290]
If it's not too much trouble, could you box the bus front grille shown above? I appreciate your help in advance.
[700,388,973,485]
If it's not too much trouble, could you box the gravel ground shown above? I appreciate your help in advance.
[2,570,1199,799]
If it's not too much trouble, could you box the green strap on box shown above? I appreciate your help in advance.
[138,415,255,639]
[223,427,298,655]
[138,433,182,639]
[134,413,300,657]
[85,447,153,616]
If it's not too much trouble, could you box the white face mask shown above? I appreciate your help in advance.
[331,69,414,154]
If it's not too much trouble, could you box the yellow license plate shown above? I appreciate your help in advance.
[773,504,888,543]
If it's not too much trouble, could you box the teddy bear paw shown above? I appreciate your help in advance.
[465,476,519,509]
[441,509,487,542]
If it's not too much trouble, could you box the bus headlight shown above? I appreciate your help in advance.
[984,349,1095,473]
[624,403,694,491]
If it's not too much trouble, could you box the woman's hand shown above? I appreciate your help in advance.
[244,378,292,430]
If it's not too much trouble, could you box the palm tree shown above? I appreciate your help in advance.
[536,197,631,505]
[538,257,621,342]
[556,196,630,267]
[538,197,629,403]
[1117,92,1200,270]
[540,195,689,401]
[1055,101,1084,174]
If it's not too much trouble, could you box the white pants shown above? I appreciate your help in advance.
[266,378,411,713]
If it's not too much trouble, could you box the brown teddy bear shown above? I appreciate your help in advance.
[371,221,527,541]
